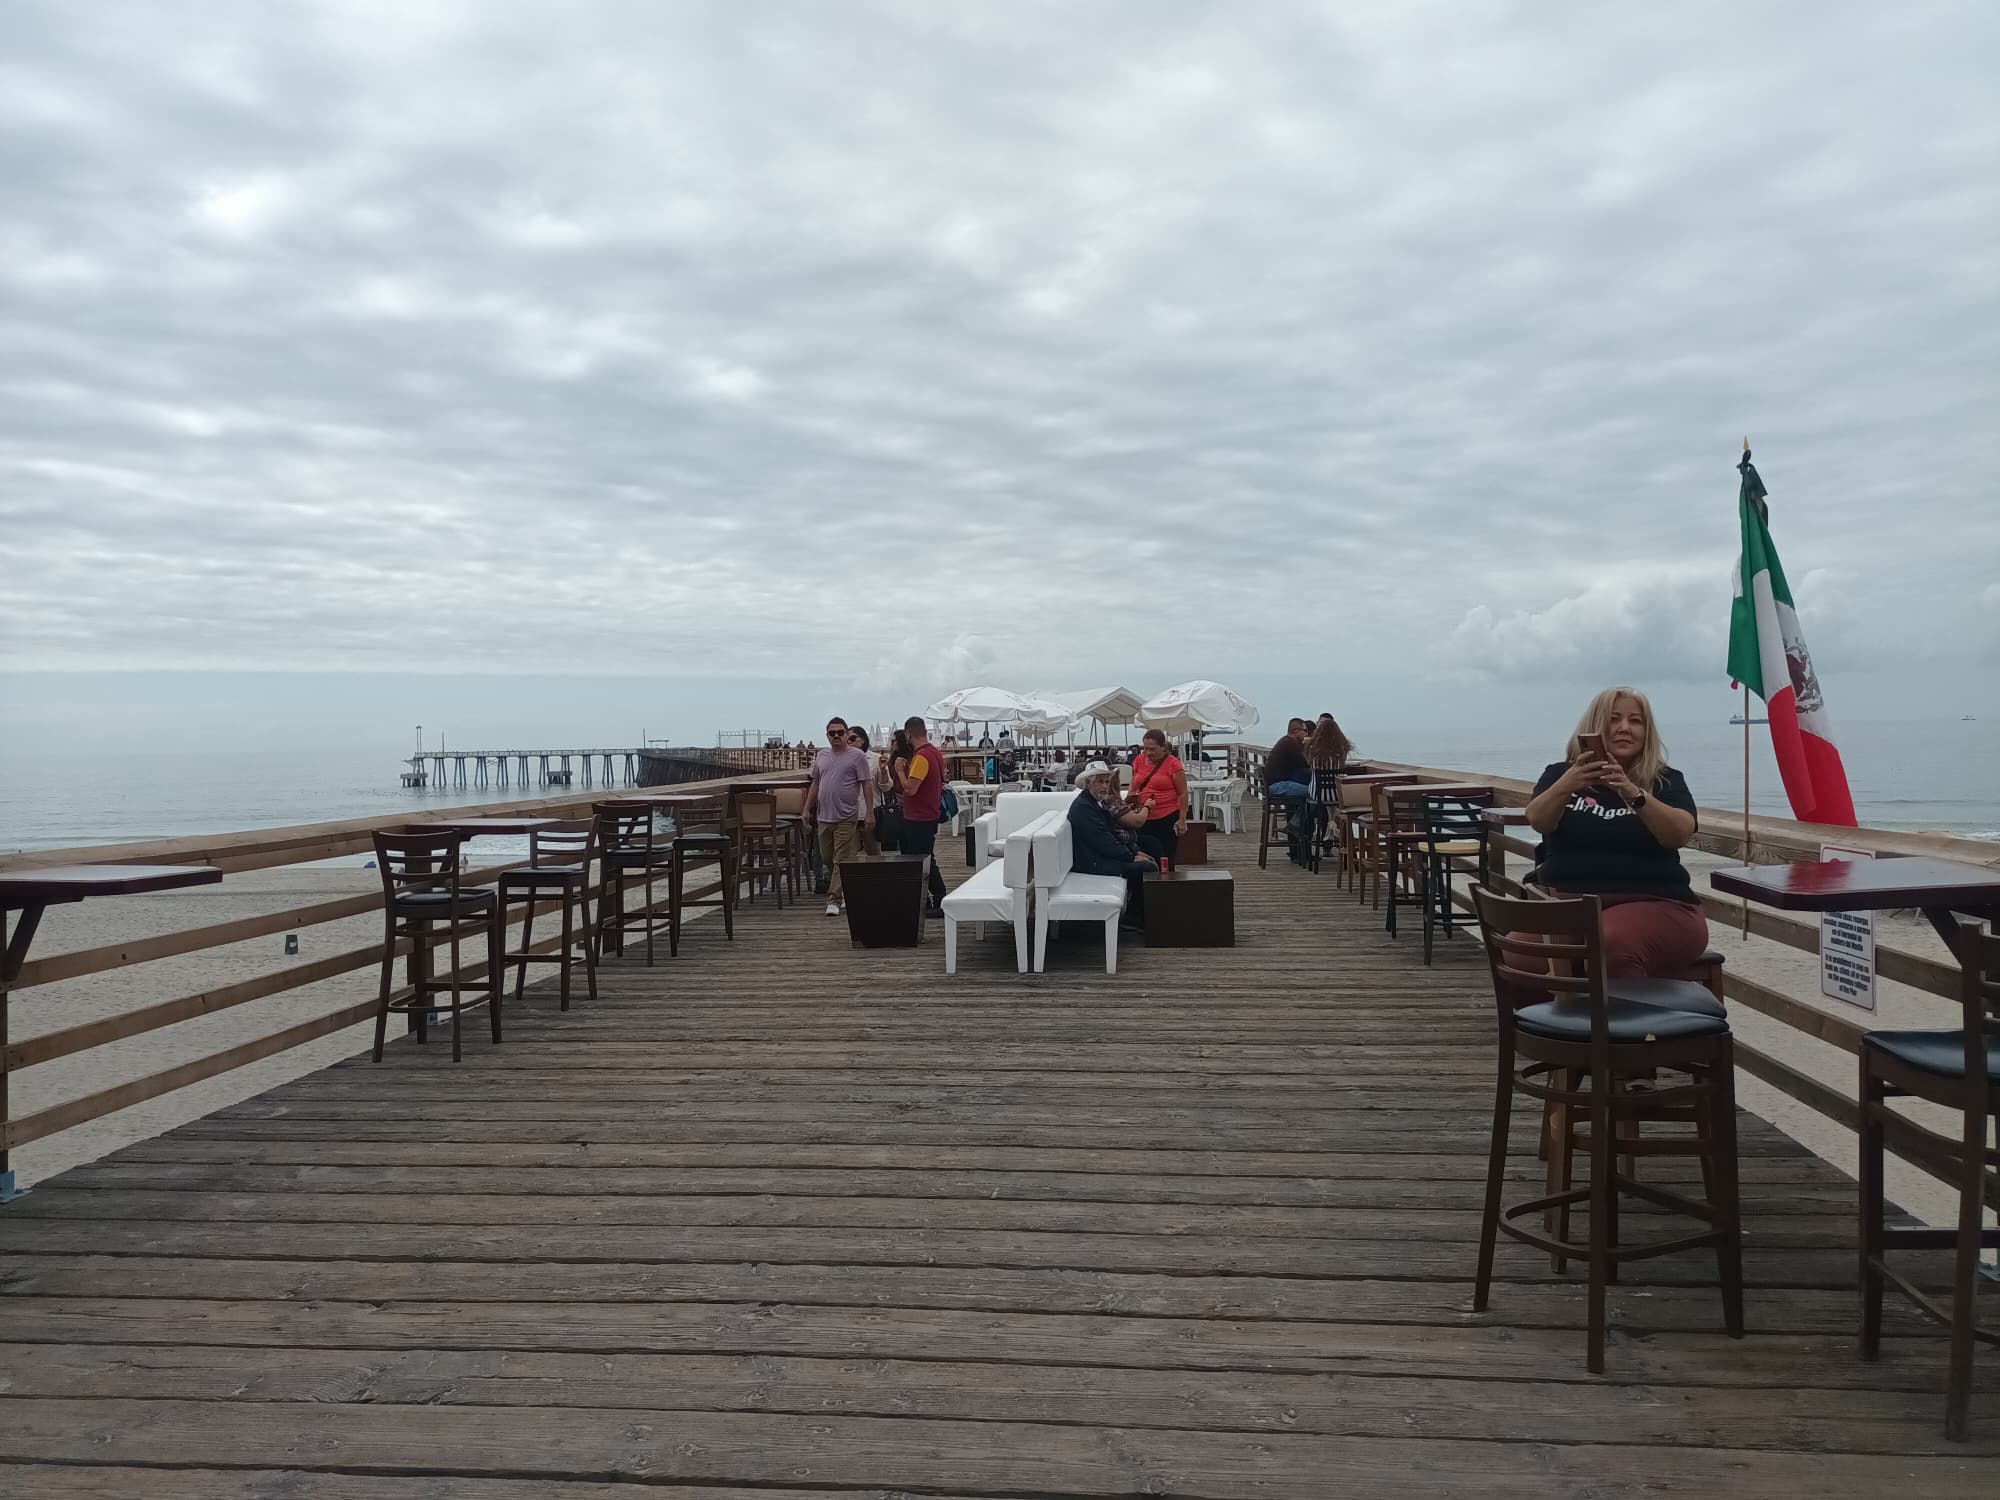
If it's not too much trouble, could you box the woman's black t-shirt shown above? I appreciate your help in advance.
[1530,762,1699,901]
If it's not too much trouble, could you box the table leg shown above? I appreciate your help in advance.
[0,905,42,1200]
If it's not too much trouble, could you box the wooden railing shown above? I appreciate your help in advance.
[1225,742,1999,1212]
[0,769,795,1173]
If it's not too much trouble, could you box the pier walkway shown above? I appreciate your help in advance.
[0,830,1993,1496]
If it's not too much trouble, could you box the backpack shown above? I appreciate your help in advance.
[939,787,959,822]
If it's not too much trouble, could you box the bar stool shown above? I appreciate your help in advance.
[1257,792,1305,870]
[670,829,737,955]
[498,818,598,1011]
[1306,768,1343,874]
[1384,789,1493,962]
[592,802,671,963]
[1469,885,1744,1373]
[1859,920,1999,1439]
[772,784,811,898]
[370,829,503,1063]
[733,791,789,907]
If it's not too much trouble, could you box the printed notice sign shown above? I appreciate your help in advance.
[1820,844,1876,1011]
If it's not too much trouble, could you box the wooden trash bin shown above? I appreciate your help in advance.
[840,853,927,948]
[1176,820,1214,867]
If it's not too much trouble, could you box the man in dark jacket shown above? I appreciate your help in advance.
[1068,762,1156,926]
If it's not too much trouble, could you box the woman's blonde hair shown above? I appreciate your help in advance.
[1568,686,1667,791]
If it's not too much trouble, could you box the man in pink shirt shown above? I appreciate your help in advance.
[804,715,874,915]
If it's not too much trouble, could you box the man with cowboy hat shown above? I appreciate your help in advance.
[1067,760,1156,928]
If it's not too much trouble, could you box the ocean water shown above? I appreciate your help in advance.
[0,717,1994,856]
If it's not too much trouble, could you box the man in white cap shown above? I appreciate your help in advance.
[1068,760,1156,927]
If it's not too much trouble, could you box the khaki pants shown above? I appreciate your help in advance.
[816,818,864,903]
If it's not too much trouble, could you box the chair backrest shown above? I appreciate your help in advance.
[1311,768,1343,809]
[1029,810,1077,891]
[1379,782,1438,833]
[736,791,778,830]
[994,791,1076,841]
[1956,921,2000,1087]
[530,818,596,866]
[1420,789,1494,843]
[374,830,465,901]
[1341,773,1413,811]
[1470,884,1609,1049]
[1004,809,1063,890]
[772,785,807,817]
[592,802,653,858]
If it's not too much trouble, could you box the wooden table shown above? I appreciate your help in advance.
[406,818,560,838]
[1710,856,2000,957]
[839,854,927,948]
[1481,807,1531,827]
[1385,782,1495,800]
[1,865,223,985]
[0,863,224,1194]
[1144,869,1235,947]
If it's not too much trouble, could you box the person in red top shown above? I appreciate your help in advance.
[1127,728,1190,865]
[892,715,949,914]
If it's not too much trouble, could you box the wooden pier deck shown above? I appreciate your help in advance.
[1,829,1994,1497]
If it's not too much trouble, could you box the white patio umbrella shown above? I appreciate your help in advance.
[922,686,1066,734]
[1137,680,1261,736]
[1044,686,1144,742]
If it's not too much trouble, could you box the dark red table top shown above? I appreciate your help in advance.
[0,864,222,908]
[1386,782,1493,798]
[1710,856,2000,914]
[408,818,561,836]
[1481,807,1531,826]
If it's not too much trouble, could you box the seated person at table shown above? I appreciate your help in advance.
[1522,686,1707,980]
[1262,718,1314,837]
[1070,761,1156,926]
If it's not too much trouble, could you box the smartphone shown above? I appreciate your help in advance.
[1576,732,1608,761]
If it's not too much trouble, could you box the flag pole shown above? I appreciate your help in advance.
[1740,437,1752,938]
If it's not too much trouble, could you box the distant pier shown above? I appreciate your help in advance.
[398,744,805,790]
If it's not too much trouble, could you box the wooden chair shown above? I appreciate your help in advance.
[771,784,812,897]
[670,827,737,956]
[1355,778,1419,909]
[498,818,598,1011]
[733,791,789,907]
[1860,920,2000,1439]
[1306,764,1344,875]
[592,802,671,964]
[370,829,502,1063]
[1256,789,1305,870]
[1469,885,1744,1373]
[1384,788,1493,963]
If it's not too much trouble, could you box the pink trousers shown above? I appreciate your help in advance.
[1511,897,1710,982]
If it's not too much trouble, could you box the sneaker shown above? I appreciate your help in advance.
[825,901,841,916]
[925,903,944,919]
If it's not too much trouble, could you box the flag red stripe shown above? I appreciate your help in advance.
[1764,687,1857,826]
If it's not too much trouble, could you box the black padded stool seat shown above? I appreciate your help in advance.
[1515,996,1730,1045]
[501,866,588,887]
[392,887,496,912]
[1606,977,1727,1018]
[1865,1031,2000,1080]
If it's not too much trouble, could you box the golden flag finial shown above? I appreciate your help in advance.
[1742,435,1750,451]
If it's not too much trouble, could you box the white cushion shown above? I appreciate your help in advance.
[1046,872,1127,919]
[992,791,1075,842]
[940,861,1015,923]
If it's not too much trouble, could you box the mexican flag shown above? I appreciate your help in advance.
[1725,452,1857,826]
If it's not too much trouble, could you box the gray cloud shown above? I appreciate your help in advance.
[2,0,1995,704]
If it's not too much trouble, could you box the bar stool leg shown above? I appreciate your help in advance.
[1472,1039,1513,1312]
[516,896,534,1002]
[448,918,464,1063]
[669,848,684,958]
[722,847,736,938]
[1858,1056,1886,1360]
[643,866,657,965]
[1585,1066,1614,1374]
[411,920,429,1044]
[372,910,396,1062]
[558,886,575,1011]
[1709,1041,1744,1338]
[581,881,599,1002]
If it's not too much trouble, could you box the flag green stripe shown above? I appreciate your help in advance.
[1725,465,1795,697]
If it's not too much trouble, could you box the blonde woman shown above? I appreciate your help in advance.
[1522,687,1707,979]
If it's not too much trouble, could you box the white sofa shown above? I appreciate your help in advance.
[1027,811,1129,974]
[941,807,1055,974]
[971,790,1077,871]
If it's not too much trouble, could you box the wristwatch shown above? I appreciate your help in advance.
[1631,791,1649,810]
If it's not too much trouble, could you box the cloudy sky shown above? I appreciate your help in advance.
[4,0,1996,749]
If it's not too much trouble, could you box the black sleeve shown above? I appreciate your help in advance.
[1656,767,1698,824]
[1068,797,1129,869]
[1531,761,1567,796]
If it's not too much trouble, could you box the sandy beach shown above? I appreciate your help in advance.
[5,845,1980,1234]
